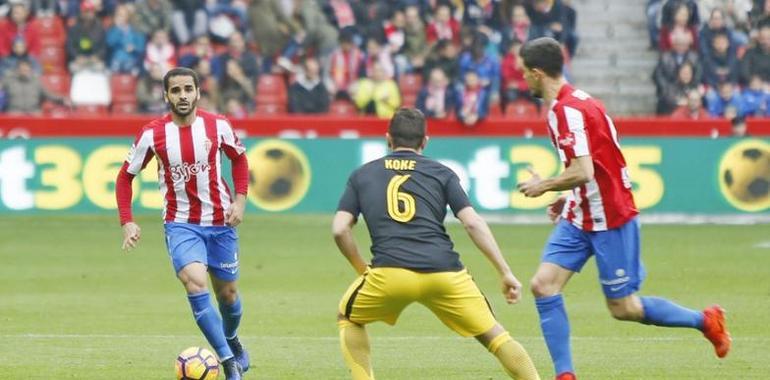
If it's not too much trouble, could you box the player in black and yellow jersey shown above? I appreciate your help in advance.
[332,108,540,380]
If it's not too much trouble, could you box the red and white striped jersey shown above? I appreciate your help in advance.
[546,84,638,231]
[124,110,246,226]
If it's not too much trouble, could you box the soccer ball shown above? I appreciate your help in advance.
[247,140,311,211]
[719,140,770,212]
[175,347,219,380]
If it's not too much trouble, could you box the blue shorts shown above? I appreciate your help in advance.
[541,217,645,299]
[164,223,240,282]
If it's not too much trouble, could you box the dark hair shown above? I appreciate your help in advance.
[389,108,426,149]
[520,37,564,78]
[163,67,200,92]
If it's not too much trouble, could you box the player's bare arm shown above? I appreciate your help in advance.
[457,207,522,304]
[517,155,594,197]
[225,194,247,227]
[121,221,141,251]
[332,211,368,275]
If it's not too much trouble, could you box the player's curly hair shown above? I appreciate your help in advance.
[389,108,426,150]
[163,67,200,92]
[520,37,564,78]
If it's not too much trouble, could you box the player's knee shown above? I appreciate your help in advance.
[183,282,208,294]
[216,286,238,304]
[608,303,643,321]
[530,276,557,298]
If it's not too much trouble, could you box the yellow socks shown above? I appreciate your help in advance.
[338,320,375,380]
[488,332,541,380]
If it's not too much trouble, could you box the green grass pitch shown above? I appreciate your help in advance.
[1,215,768,379]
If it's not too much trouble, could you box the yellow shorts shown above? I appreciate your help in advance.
[338,267,497,337]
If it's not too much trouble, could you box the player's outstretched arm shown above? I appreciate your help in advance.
[457,207,522,304]
[331,211,367,275]
[517,155,594,197]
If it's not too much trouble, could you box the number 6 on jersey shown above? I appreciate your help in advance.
[386,175,415,222]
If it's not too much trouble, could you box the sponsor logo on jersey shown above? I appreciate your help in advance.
[558,132,576,148]
[169,161,211,183]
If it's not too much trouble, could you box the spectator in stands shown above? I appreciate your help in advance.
[29,0,57,17]
[144,29,176,73]
[501,39,533,109]
[352,61,400,118]
[456,70,490,126]
[289,56,330,114]
[426,4,461,47]
[350,0,393,41]
[463,0,505,42]
[206,0,249,38]
[0,36,40,77]
[731,115,748,136]
[503,4,531,50]
[654,29,702,99]
[247,0,291,73]
[699,7,746,58]
[705,80,744,117]
[328,30,364,100]
[192,57,220,113]
[213,31,259,82]
[526,0,578,57]
[741,74,768,115]
[659,2,699,51]
[0,0,40,58]
[647,0,664,49]
[170,0,207,45]
[749,0,770,31]
[132,0,173,38]
[660,0,700,29]
[658,61,700,114]
[66,0,106,72]
[289,0,339,64]
[401,5,427,73]
[422,39,459,84]
[2,59,68,114]
[383,7,405,57]
[458,32,500,103]
[322,0,357,34]
[702,31,740,88]
[178,35,215,69]
[363,34,395,79]
[106,4,146,74]
[136,63,167,114]
[218,55,256,113]
[670,89,710,119]
[416,67,456,119]
[740,21,770,83]
[699,0,752,33]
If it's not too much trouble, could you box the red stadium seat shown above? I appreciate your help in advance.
[75,104,109,116]
[398,73,422,98]
[32,16,66,43]
[41,73,71,97]
[505,100,539,118]
[111,101,138,115]
[253,103,287,115]
[488,103,504,117]
[329,100,356,116]
[42,102,71,117]
[39,45,67,74]
[256,74,287,105]
[110,74,138,104]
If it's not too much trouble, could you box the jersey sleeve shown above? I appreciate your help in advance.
[445,171,471,216]
[554,105,591,159]
[336,174,361,216]
[124,128,155,175]
[216,118,246,159]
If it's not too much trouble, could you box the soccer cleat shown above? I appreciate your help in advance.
[221,357,243,380]
[702,305,731,358]
[227,336,250,373]
[556,372,576,380]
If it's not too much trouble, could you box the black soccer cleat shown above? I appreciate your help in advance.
[221,357,243,380]
[227,336,251,372]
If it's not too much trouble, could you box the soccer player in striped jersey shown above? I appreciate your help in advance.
[115,67,249,380]
[516,38,731,380]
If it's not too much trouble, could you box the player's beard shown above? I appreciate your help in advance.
[171,98,197,117]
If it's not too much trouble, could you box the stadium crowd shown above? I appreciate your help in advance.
[649,0,770,125]
[0,0,579,124]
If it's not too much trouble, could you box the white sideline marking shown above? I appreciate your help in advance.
[754,241,770,248]
[2,334,766,342]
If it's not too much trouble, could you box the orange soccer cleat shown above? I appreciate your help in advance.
[702,305,731,358]
[556,372,577,380]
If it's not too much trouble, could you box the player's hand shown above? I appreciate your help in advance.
[225,194,246,227]
[500,272,522,304]
[547,196,566,224]
[121,222,141,251]
[517,167,546,197]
